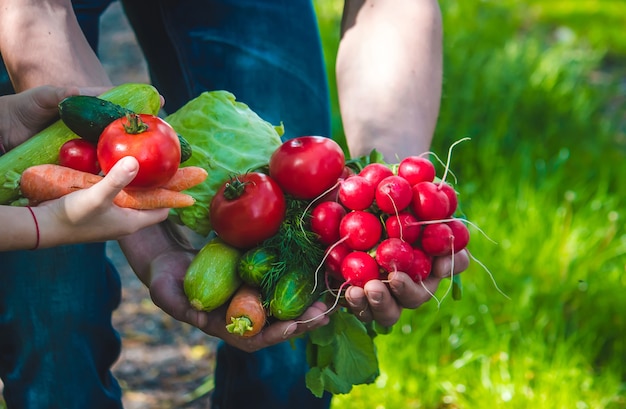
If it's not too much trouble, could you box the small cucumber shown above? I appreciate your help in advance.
[58,95,132,143]
[58,95,193,163]
[184,237,243,312]
[177,132,193,163]
[237,247,278,287]
[269,267,323,321]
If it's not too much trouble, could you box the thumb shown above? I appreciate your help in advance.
[98,156,140,198]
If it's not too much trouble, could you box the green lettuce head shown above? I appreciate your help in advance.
[165,91,283,236]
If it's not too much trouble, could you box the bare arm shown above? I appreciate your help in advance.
[0,0,111,92]
[337,0,443,159]
[337,0,468,326]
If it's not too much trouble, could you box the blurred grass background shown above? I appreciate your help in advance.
[314,1,626,408]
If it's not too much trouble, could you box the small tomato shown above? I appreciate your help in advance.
[59,138,101,174]
[97,113,180,188]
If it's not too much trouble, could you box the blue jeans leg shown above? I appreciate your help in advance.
[121,1,333,408]
[0,244,123,409]
[121,0,332,139]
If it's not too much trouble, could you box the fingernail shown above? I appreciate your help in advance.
[368,291,383,305]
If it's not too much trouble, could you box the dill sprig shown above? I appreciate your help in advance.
[259,197,325,298]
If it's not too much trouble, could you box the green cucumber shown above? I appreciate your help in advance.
[237,247,278,287]
[58,95,132,143]
[58,95,193,163]
[269,267,323,321]
[0,83,162,205]
[184,237,243,312]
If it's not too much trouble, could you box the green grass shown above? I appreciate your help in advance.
[314,1,626,408]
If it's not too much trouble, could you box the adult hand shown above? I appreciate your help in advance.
[147,249,330,353]
[343,249,470,327]
[0,84,112,151]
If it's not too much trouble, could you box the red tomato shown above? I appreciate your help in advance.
[97,113,180,188]
[210,172,286,249]
[269,136,345,200]
[59,138,101,174]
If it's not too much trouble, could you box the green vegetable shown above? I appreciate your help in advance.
[237,247,278,288]
[268,266,323,321]
[58,95,134,143]
[305,309,380,397]
[58,94,192,163]
[164,91,284,236]
[177,133,193,163]
[0,83,161,205]
[184,237,243,312]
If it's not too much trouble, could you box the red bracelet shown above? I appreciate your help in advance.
[26,206,40,250]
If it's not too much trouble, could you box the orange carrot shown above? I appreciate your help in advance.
[114,187,195,209]
[20,164,195,209]
[225,284,267,338]
[160,166,208,191]
[20,164,102,204]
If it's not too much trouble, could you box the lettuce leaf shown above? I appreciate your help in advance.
[165,91,283,236]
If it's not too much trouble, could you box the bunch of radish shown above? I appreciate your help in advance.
[263,135,471,297]
[308,154,469,291]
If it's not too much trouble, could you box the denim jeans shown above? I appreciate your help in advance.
[0,244,123,409]
[0,1,332,408]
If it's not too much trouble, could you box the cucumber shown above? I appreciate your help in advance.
[59,95,193,163]
[269,266,323,321]
[237,247,278,287]
[0,83,162,205]
[184,237,243,312]
[58,95,134,143]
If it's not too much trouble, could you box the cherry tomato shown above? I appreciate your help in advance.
[59,138,101,174]
[97,113,180,188]
[210,172,286,249]
[269,136,345,200]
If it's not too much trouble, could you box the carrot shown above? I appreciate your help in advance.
[20,164,102,204]
[160,166,208,191]
[225,284,267,338]
[114,187,195,209]
[20,164,195,209]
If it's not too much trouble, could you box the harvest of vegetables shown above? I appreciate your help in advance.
[0,82,474,397]
[166,90,473,396]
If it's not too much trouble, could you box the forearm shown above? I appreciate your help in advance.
[337,0,443,159]
[0,0,111,92]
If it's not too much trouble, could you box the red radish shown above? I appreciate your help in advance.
[324,242,351,280]
[339,210,382,251]
[385,212,422,244]
[411,181,450,221]
[436,182,458,217]
[341,251,381,287]
[420,222,453,256]
[406,248,433,282]
[398,156,436,185]
[375,175,413,214]
[311,201,347,245]
[447,218,470,252]
[358,163,394,187]
[319,166,354,203]
[338,175,375,210]
[375,238,414,273]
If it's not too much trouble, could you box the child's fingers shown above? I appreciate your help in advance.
[96,156,140,201]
